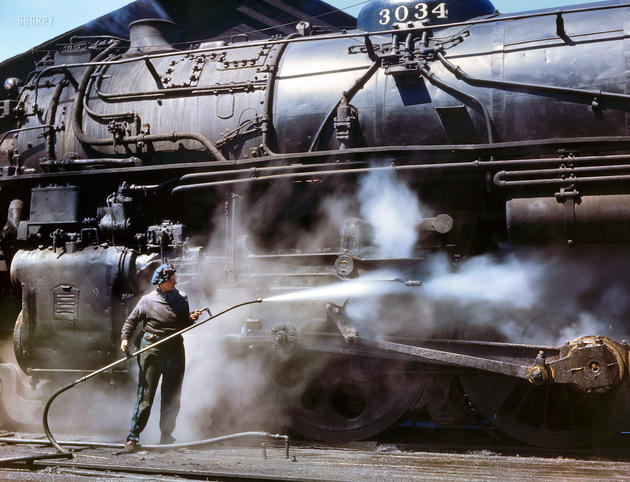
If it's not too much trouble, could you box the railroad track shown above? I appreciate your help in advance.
[2,428,630,481]
[3,459,315,481]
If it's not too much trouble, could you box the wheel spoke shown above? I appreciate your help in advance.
[510,383,533,420]
[541,383,551,430]
[490,376,520,413]
[561,386,577,430]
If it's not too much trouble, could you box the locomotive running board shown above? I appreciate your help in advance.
[326,303,628,392]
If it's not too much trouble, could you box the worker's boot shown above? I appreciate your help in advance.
[122,440,139,453]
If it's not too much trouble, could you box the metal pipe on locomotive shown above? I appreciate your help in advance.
[2,0,630,448]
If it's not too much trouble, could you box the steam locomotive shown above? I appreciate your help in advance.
[2,0,630,448]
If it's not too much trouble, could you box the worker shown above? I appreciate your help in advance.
[119,263,201,453]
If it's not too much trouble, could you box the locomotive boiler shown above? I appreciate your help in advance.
[2,0,630,448]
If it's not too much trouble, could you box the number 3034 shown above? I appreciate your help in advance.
[378,3,449,24]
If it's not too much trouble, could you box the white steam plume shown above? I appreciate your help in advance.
[358,169,424,258]
[422,254,543,310]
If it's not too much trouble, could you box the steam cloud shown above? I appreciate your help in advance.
[359,169,424,258]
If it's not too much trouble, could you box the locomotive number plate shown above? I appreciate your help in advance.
[378,2,449,25]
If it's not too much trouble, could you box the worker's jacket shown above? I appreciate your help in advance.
[121,288,192,341]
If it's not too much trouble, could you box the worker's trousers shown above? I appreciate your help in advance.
[127,332,185,442]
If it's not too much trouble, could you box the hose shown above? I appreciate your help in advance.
[0,432,289,457]
[43,298,263,454]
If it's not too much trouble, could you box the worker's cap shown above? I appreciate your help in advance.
[151,263,176,285]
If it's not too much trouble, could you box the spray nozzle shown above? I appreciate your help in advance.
[390,278,423,287]
[404,280,422,287]
[192,307,212,319]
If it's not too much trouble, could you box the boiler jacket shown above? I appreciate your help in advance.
[121,288,193,442]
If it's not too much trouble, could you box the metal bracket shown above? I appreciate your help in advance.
[144,58,164,89]
[556,13,566,38]
[326,302,358,343]
[555,12,573,44]
[555,185,580,245]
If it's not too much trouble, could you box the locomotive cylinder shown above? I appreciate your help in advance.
[10,246,137,370]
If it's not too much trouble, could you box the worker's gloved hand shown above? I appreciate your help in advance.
[120,339,129,353]
[189,310,203,322]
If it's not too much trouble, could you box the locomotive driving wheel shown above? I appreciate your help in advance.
[460,372,630,448]
[268,352,427,442]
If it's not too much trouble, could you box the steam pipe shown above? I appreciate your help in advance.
[171,153,630,190]
[179,160,367,183]
[45,80,66,161]
[436,51,630,103]
[364,36,378,62]
[70,43,227,162]
[308,61,380,152]
[405,33,414,55]
[497,164,630,180]
[494,172,630,187]
[419,66,494,144]
[172,155,630,193]
[95,81,267,101]
[0,125,55,149]
[171,162,477,193]
[69,41,123,147]
[84,85,137,120]
[83,58,139,121]
[40,157,141,170]
[43,298,263,453]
